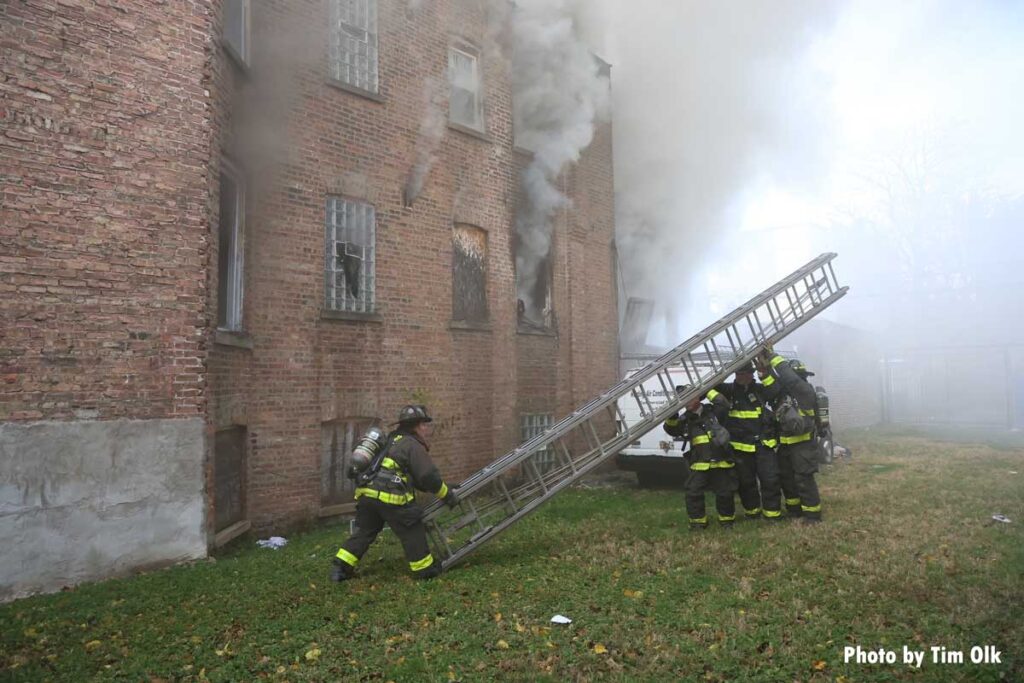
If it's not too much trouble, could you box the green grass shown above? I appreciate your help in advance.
[2,434,1023,682]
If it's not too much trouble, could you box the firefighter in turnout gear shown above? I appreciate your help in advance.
[757,349,823,522]
[331,405,460,581]
[706,362,783,520]
[663,391,738,529]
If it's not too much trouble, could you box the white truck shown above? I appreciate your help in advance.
[613,365,693,488]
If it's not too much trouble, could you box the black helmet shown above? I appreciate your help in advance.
[734,361,755,374]
[397,404,433,425]
[788,359,815,377]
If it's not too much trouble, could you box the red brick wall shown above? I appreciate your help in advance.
[1,1,215,422]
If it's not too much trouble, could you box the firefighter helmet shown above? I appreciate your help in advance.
[734,361,755,374]
[397,404,433,425]
[788,359,815,377]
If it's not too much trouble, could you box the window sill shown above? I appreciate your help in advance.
[513,144,536,156]
[214,329,254,349]
[321,309,384,323]
[326,78,385,104]
[517,323,557,338]
[449,319,492,333]
[214,519,250,548]
[449,121,492,143]
[220,38,251,76]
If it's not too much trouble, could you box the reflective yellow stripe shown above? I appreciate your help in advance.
[665,418,679,427]
[761,438,778,448]
[690,462,710,471]
[706,389,720,400]
[692,434,711,445]
[763,509,782,518]
[780,432,813,445]
[770,355,785,368]
[437,482,449,499]
[710,461,735,469]
[354,487,415,505]
[728,408,762,419]
[785,497,801,506]
[393,435,404,442]
[801,504,822,513]
[745,508,761,516]
[730,441,757,453]
[762,375,775,387]
[719,515,735,522]
[336,548,359,567]
[409,554,435,572]
[689,516,708,524]
[799,409,816,417]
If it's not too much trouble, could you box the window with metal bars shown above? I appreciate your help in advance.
[452,224,488,322]
[329,0,379,94]
[325,197,376,313]
[521,413,556,472]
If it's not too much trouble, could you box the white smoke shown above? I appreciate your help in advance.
[510,0,611,318]
[403,76,450,207]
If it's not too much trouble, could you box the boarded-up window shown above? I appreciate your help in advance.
[214,427,247,531]
[452,224,488,322]
[322,419,376,506]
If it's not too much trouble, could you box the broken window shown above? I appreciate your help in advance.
[325,197,376,313]
[214,426,247,532]
[452,224,488,322]
[217,165,245,331]
[449,44,484,131]
[520,413,555,472]
[329,0,379,93]
[321,418,375,507]
[223,0,250,66]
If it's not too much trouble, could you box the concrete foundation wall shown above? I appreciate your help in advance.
[0,418,207,602]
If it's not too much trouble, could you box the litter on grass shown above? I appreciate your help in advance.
[257,536,289,549]
[991,514,1011,524]
[550,615,572,625]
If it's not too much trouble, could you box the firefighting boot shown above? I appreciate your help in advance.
[330,559,354,583]
[413,564,442,580]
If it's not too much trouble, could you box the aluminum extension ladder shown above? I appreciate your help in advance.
[422,252,848,569]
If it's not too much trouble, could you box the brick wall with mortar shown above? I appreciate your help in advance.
[1,1,214,421]
[207,0,619,532]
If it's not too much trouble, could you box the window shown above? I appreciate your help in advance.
[329,0,379,94]
[449,45,483,131]
[325,197,376,313]
[223,0,249,66]
[452,224,488,322]
[217,167,244,331]
[521,413,556,472]
[214,427,247,531]
[322,419,375,506]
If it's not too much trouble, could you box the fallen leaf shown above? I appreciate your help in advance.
[813,660,827,671]
[494,612,502,623]
[593,643,608,654]
[84,640,102,652]
[305,648,321,661]
[496,640,510,650]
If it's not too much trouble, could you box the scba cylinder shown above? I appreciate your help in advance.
[351,426,387,473]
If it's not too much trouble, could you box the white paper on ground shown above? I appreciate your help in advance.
[550,614,572,625]
[257,536,289,549]
[991,514,1011,524]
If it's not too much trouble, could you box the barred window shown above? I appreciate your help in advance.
[329,0,379,93]
[449,45,484,131]
[521,413,555,472]
[325,197,376,313]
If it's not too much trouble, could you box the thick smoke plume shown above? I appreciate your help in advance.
[403,76,449,207]
[510,0,610,321]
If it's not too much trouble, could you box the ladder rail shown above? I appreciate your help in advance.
[422,254,848,567]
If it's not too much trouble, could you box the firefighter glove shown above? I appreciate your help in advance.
[443,488,460,509]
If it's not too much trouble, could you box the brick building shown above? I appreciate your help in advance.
[1,0,618,598]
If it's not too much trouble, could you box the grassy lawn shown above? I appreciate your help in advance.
[2,431,1022,682]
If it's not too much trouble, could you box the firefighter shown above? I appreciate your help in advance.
[664,391,738,529]
[756,349,823,523]
[331,405,460,581]
[707,362,783,521]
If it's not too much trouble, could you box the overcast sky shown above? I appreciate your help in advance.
[582,0,1024,348]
